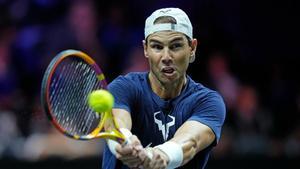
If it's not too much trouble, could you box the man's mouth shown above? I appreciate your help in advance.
[161,67,175,75]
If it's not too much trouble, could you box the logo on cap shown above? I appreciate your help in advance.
[159,9,171,13]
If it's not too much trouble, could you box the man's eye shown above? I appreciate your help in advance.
[151,44,163,50]
[170,43,183,50]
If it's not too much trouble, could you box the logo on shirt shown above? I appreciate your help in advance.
[153,111,175,141]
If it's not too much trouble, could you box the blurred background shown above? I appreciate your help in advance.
[0,0,299,168]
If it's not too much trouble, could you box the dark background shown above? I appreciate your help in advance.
[0,0,299,168]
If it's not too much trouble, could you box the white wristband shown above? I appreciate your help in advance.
[107,128,132,155]
[155,141,183,169]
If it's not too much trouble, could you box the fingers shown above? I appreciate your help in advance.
[115,136,169,169]
[116,143,134,156]
[142,148,168,169]
[115,135,146,168]
[116,145,142,168]
[129,135,142,147]
[137,148,149,161]
[116,144,138,162]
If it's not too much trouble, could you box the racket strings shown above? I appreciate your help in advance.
[49,57,103,136]
[51,61,78,132]
[53,62,79,130]
[73,65,97,133]
[50,64,72,125]
[76,62,104,133]
[67,61,98,134]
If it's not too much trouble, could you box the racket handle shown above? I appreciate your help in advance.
[119,128,132,145]
[108,128,153,161]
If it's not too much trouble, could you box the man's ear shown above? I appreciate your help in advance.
[189,54,195,63]
[143,40,149,58]
[189,39,198,63]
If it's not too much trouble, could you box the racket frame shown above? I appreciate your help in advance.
[41,49,125,143]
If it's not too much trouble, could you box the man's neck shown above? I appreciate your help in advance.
[148,72,186,100]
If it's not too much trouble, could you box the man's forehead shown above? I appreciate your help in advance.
[147,31,187,42]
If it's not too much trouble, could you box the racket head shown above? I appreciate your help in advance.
[41,49,125,142]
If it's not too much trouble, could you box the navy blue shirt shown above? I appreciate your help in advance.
[102,72,226,169]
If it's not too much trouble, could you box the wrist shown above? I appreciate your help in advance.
[155,141,183,169]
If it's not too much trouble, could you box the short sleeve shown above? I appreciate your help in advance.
[108,75,137,114]
[188,91,226,144]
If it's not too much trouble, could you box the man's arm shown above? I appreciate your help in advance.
[170,120,215,165]
[112,108,133,129]
[143,120,215,169]
[106,108,146,168]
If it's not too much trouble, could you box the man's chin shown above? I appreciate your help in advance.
[162,71,176,79]
[160,74,178,83]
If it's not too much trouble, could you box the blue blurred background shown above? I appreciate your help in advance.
[0,0,299,168]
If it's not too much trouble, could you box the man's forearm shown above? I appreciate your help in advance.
[158,120,215,167]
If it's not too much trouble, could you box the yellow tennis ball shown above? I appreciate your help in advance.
[88,89,114,113]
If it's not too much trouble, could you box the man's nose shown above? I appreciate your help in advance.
[161,48,172,64]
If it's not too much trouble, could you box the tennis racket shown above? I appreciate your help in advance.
[41,49,125,143]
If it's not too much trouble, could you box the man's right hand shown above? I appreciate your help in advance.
[115,135,148,168]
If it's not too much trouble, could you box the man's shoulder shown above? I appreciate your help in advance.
[116,72,147,82]
[125,72,148,79]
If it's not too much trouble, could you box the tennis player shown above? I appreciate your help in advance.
[102,7,226,169]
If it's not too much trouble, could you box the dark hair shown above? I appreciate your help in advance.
[145,16,192,46]
[154,16,177,24]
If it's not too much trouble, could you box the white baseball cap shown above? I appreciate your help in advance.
[144,7,193,39]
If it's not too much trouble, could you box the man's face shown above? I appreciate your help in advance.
[143,31,197,85]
